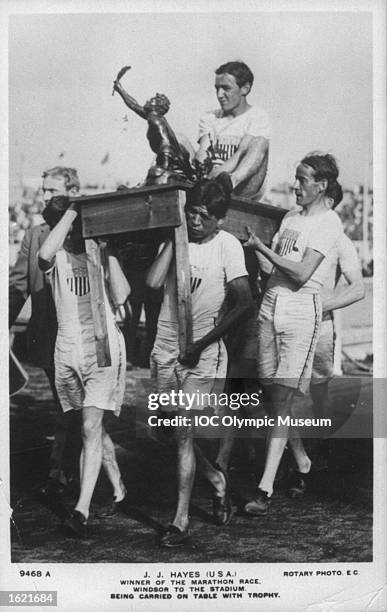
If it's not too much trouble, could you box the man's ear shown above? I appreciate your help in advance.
[68,187,79,197]
[241,82,251,97]
[319,178,328,193]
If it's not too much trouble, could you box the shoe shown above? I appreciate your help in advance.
[287,471,310,499]
[64,510,88,538]
[98,494,131,518]
[311,454,329,472]
[115,495,131,513]
[244,488,271,516]
[159,525,190,548]
[37,480,71,522]
[212,464,233,526]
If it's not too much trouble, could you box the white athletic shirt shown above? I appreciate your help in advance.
[198,105,270,164]
[157,230,247,340]
[268,209,344,293]
[318,233,361,300]
[46,249,116,340]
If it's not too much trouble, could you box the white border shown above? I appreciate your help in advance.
[1,1,385,610]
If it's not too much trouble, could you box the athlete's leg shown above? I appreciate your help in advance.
[75,405,104,519]
[101,426,126,502]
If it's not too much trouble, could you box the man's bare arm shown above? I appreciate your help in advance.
[195,134,212,164]
[146,240,173,289]
[245,227,324,289]
[179,276,253,366]
[38,207,78,270]
[322,266,365,312]
[210,135,269,188]
[104,244,131,308]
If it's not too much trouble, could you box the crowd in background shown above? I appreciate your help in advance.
[9,179,374,275]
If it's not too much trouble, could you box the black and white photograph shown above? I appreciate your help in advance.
[1,0,386,610]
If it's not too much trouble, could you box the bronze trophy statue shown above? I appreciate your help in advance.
[113,66,212,185]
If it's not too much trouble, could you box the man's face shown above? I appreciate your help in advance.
[215,73,249,116]
[186,205,219,242]
[293,163,323,208]
[42,176,68,205]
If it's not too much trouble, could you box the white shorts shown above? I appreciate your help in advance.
[55,325,126,415]
[311,313,335,384]
[257,288,322,395]
[150,334,227,413]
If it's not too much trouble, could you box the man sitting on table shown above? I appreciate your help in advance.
[195,60,270,200]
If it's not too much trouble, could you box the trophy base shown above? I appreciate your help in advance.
[145,165,193,187]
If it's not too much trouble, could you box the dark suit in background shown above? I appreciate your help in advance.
[9,224,81,488]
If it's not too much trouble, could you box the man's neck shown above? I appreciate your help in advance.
[301,198,329,217]
[189,229,220,245]
[224,100,250,118]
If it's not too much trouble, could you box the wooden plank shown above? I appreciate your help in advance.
[78,189,185,238]
[75,185,286,244]
[224,196,286,244]
[174,191,192,357]
[74,181,190,202]
[85,239,111,367]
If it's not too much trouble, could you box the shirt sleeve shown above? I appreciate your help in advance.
[198,111,216,141]
[337,234,361,275]
[43,258,56,279]
[246,107,271,140]
[307,212,344,256]
[221,233,248,283]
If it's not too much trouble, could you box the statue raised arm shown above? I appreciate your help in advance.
[113,66,211,185]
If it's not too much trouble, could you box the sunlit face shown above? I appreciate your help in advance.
[215,73,250,116]
[186,205,219,243]
[293,163,324,208]
[42,176,68,204]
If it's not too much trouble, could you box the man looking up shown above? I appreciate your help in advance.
[195,61,270,200]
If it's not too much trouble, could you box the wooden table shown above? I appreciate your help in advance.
[73,183,286,366]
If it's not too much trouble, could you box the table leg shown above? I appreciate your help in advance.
[174,191,192,358]
[85,239,111,367]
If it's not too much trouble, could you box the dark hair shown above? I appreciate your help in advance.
[301,153,339,184]
[42,195,71,228]
[42,166,80,192]
[215,61,254,89]
[325,181,343,209]
[186,178,231,219]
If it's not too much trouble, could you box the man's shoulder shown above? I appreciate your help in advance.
[217,230,245,256]
[280,209,300,225]
[337,232,358,260]
[200,108,223,121]
[14,223,47,247]
[244,104,270,123]
[247,104,268,116]
[217,229,241,244]
[28,222,49,236]
[323,209,344,231]
[29,222,50,243]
